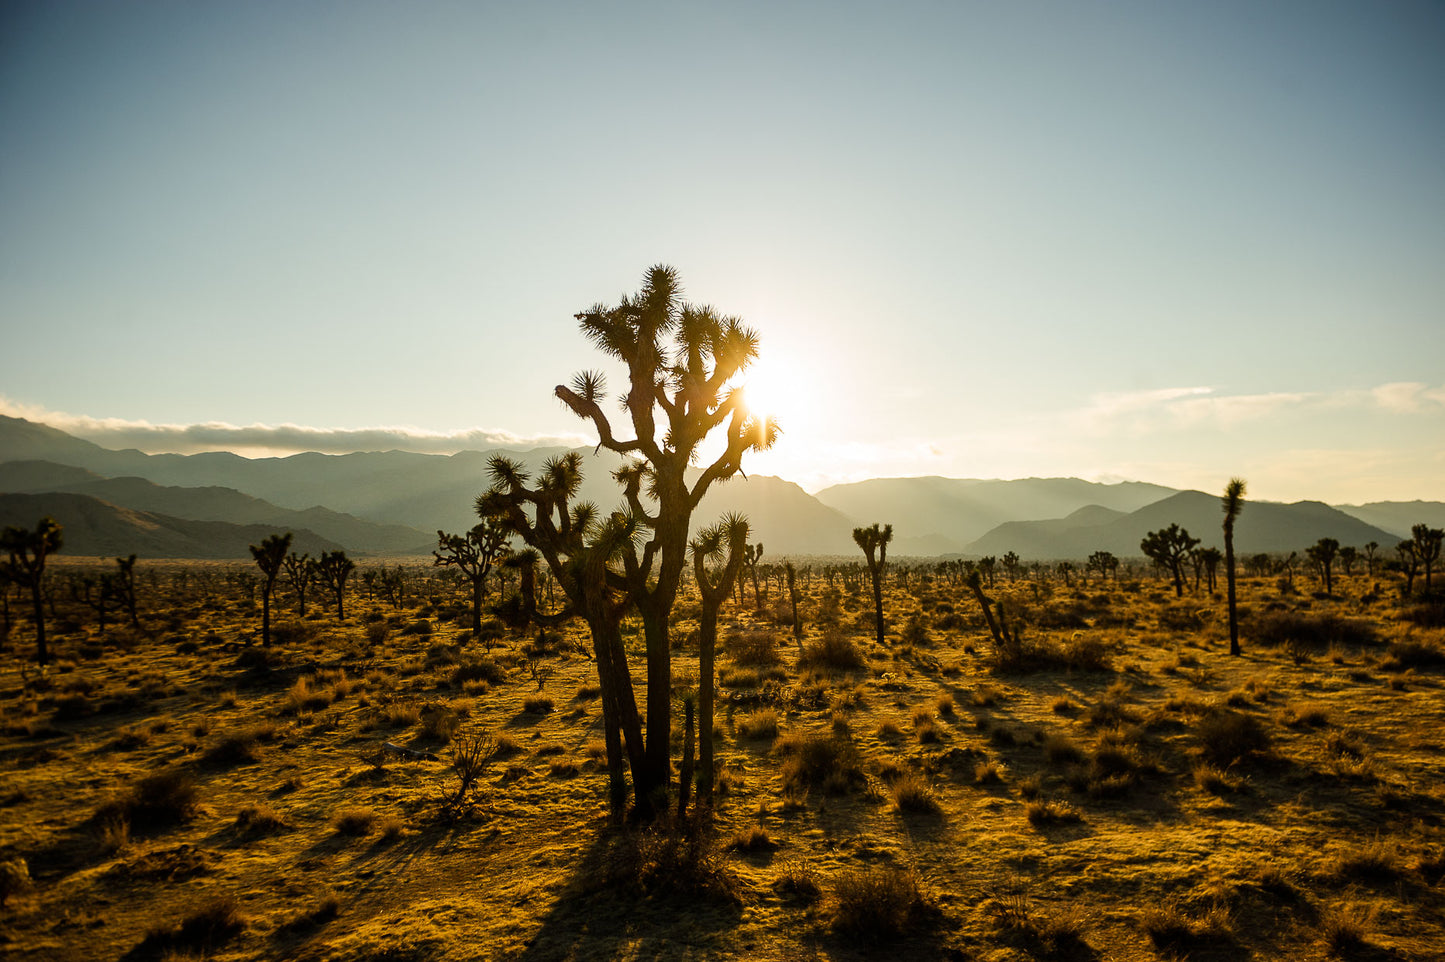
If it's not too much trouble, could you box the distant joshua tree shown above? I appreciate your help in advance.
[1,517,63,666]
[1363,541,1380,577]
[1002,551,1022,582]
[742,543,765,609]
[249,532,291,647]
[785,561,803,644]
[1087,550,1118,582]
[1221,478,1245,657]
[1306,537,1340,596]
[1396,539,1419,597]
[852,523,892,645]
[1412,524,1443,595]
[1337,546,1358,578]
[1140,523,1200,598]
[283,551,316,616]
[316,550,355,619]
[690,513,749,800]
[1197,547,1222,593]
[433,520,510,635]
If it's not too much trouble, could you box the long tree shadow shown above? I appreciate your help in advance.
[513,816,746,962]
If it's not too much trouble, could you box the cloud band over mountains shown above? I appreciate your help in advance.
[0,397,588,456]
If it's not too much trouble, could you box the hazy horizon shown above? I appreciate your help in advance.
[3,2,1442,504]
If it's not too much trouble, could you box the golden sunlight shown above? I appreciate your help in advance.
[739,361,808,432]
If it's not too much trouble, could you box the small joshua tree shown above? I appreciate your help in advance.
[690,514,749,800]
[433,520,510,635]
[1412,524,1443,595]
[113,554,140,628]
[316,550,355,619]
[852,523,892,646]
[742,543,765,609]
[1221,478,1246,657]
[1140,524,1200,598]
[283,551,315,616]
[248,532,292,647]
[0,517,63,666]
[785,561,803,645]
[1306,537,1340,596]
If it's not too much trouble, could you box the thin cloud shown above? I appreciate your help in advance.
[0,397,588,456]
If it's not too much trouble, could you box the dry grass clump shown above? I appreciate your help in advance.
[736,708,780,740]
[797,629,867,673]
[773,859,822,902]
[1330,837,1406,885]
[777,732,864,794]
[728,824,778,852]
[1318,901,1379,955]
[1025,797,1082,826]
[235,802,287,835]
[1248,609,1377,652]
[1042,733,1085,766]
[889,772,942,815]
[594,816,736,900]
[331,806,377,836]
[1280,700,1330,728]
[829,865,933,940]
[1137,900,1232,954]
[522,696,554,714]
[1192,762,1246,795]
[451,656,505,688]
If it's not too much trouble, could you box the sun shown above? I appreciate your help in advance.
[738,361,808,433]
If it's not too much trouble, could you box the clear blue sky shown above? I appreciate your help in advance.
[2,1,1442,503]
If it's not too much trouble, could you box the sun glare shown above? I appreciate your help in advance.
[739,362,807,432]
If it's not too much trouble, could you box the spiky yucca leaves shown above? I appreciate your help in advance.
[691,513,750,799]
[433,519,510,635]
[1222,478,1246,656]
[478,452,648,816]
[553,266,780,803]
[853,523,892,646]
[248,532,291,648]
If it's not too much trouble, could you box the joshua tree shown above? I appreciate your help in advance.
[1088,550,1118,582]
[742,542,765,609]
[1412,524,1443,594]
[283,551,315,616]
[1396,539,1419,596]
[1140,524,1200,598]
[483,265,777,810]
[1363,541,1379,577]
[433,519,510,634]
[112,554,140,628]
[785,561,803,644]
[1221,478,1245,657]
[248,532,292,647]
[1338,545,1359,578]
[316,550,355,619]
[978,556,998,588]
[1306,537,1340,595]
[1002,551,1022,582]
[690,514,749,800]
[852,523,892,645]
[0,517,63,665]
[1197,546,1222,593]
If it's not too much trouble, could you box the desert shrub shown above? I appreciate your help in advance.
[1031,601,1090,630]
[724,630,783,667]
[205,722,278,766]
[140,894,246,955]
[382,703,422,727]
[798,630,867,673]
[1319,901,1378,955]
[1138,901,1231,954]
[284,675,333,715]
[451,656,504,687]
[830,866,932,940]
[1197,709,1270,765]
[1400,601,1445,628]
[1248,610,1376,651]
[235,803,286,835]
[522,696,554,714]
[592,815,735,899]
[1043,734,1085,766]
[1158,606,1208,631]
[773,859,822,902]
[420,704,462,743]
[1380,638,1445,671]
[729,824,778,852]
[1192,762,1244,795]
[1332,837,1405,884]
[96,769,198,832]
[1280,701,1330,728]
[777,732,864,794]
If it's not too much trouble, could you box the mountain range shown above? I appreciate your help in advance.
[0,414,1435,560]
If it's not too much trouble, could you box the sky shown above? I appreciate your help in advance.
[1,1,1442,505]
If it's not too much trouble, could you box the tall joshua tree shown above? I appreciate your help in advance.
[1307,537,1339,596]
[1140,524,1199,598]
[249,532,291,647]
[283,551,315,616]
[1,517,63,666]
[481,452,646,815]
[691,513,750,800]
[853,523,893,645]
[1222,478,1246,657]
[485,265,778,809]
[433,519,510,635]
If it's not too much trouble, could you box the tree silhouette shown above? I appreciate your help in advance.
[1396,539,1419,596]
[550,265,778,804]
[1140,524,1199,598]
[1306,537,1339,595]
[113,554,140,628]
[1338,545,1359,577]
[1,517,63,665]
[316,550,355,619]
[1221,478,1245,657]
[742,543,764,609]
[480,451,646,815]
[1087,550,1118,582]
[1197,547,1222,593]
[283,551,315,616]
[690,513,749,800]
[852,523,892,646]
[1412,524,1442,595]
[433,520,510,635]
[248,532,291,647]
[1363,541,1379,577]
